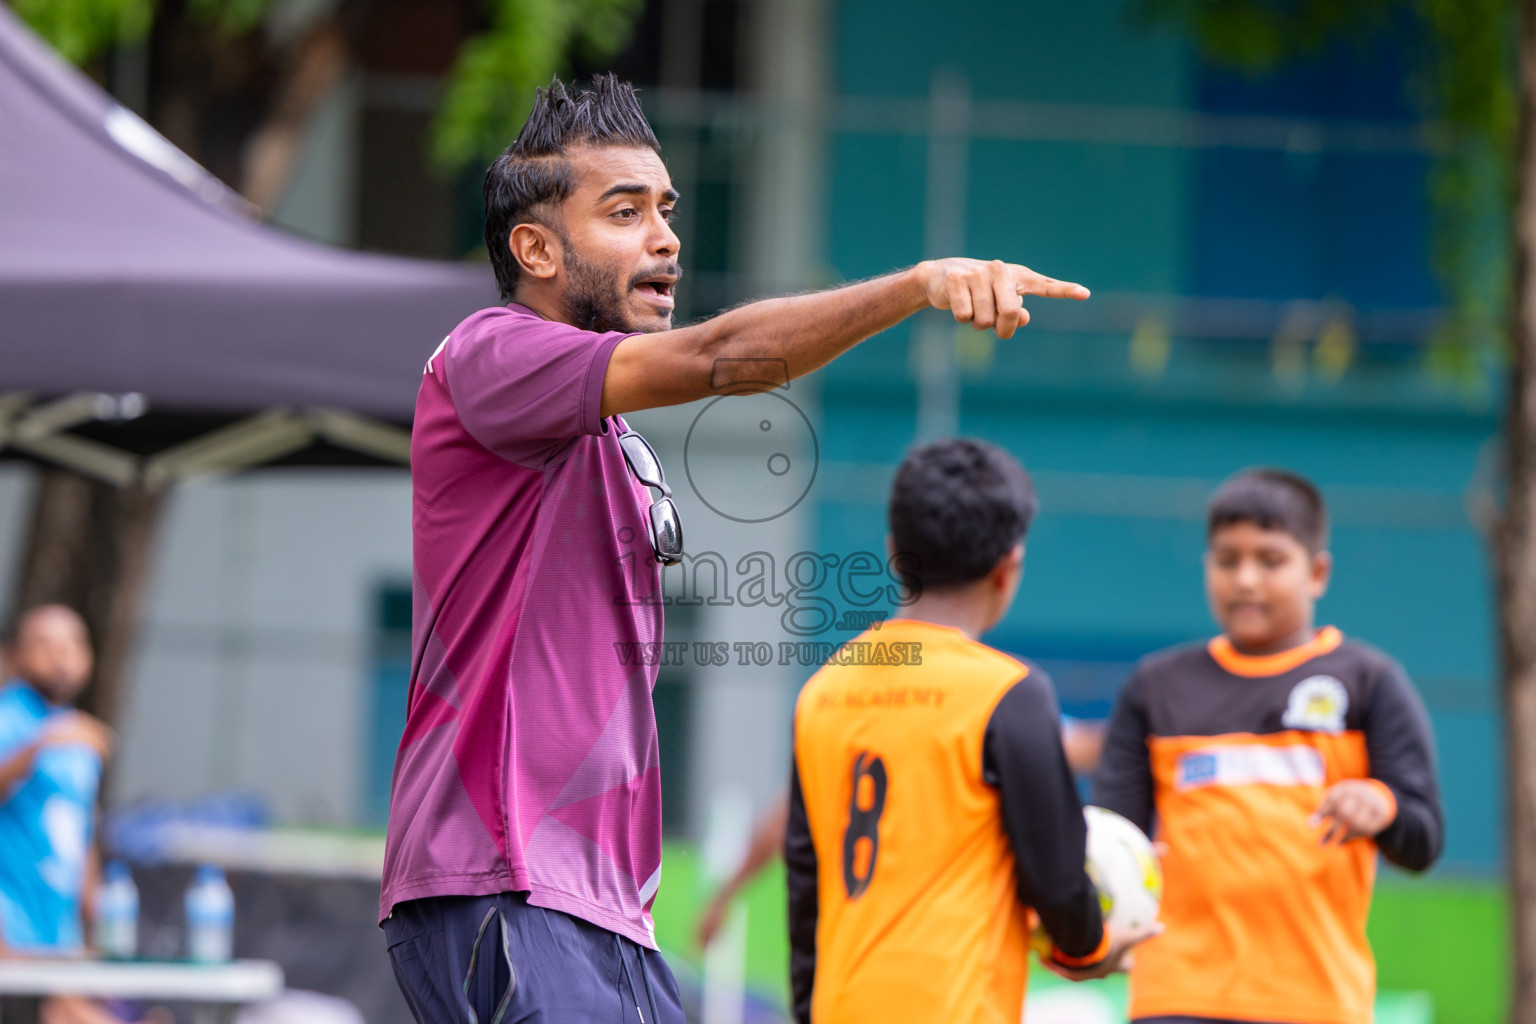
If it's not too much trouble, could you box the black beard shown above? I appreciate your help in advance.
[564,249,638,334]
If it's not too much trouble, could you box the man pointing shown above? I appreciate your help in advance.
[381,73,1088,1024]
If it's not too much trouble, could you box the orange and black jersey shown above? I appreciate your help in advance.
[785,620,1106,1024]
[1092,627,1444,1024]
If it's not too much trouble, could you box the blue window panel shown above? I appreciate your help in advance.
[366,585,412,828]
[366,661,409,827]
[1193,21,1419,121]
[1327,527,1494,682]
[1430,710,1504,873]
[967,141,1190,296]
[835,0,1188,108]
[827,133,926,281]
[1187,16,1438,308]
[1188,148,1437,308]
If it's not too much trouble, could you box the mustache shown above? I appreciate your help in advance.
[628,262,683,289]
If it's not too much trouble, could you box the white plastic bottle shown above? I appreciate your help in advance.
[94,860,138,959]
[184,864,235,963]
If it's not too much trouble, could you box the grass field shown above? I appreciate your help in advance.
[650,841,1509,1024]
[1368,878,1508,1024]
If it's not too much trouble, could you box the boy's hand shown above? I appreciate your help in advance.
[1041,921,1163,982]
[1310,780,1395,845]
[696,889,731,949]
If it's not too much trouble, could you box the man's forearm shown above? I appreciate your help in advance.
[603,267,928,416]
[0,742,38,798]
[694,269,928,379]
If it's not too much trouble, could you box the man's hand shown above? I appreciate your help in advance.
[1041,921,1163,982]
[41,713,114,761]
[1310,780,1395,846]
[915,258,1090,340]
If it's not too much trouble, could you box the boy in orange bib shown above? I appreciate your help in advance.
[1093,468,1444,1024]
[786,439,1156,1024]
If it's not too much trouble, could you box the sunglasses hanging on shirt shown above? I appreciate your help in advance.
[617,427,684,566]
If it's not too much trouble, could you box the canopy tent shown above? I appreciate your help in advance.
[0,3,496,482]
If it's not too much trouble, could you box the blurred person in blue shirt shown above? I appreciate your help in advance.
[0,604,113,954]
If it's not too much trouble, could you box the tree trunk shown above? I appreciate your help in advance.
[240,16,351,210]
[1505,1,1536,1019]
[11,470,163,727]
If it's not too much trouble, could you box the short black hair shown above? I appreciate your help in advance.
[484,74,661,302]
[888,438,1038,593]
[1207,468,1329,552]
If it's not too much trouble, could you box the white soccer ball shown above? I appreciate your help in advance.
[1083,805,1162,935]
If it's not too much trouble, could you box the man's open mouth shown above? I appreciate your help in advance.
[633,279,675,301]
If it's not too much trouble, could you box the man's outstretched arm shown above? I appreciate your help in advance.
[601,259,1088,417]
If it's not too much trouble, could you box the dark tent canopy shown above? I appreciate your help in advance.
[0,3,494,430]
[0,6,497,734]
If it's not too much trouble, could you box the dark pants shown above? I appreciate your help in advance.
[384,893,685,1024]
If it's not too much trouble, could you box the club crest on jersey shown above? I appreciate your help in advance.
[1281,675,1349,733]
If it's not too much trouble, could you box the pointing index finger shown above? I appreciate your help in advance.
[1020,276,1090,300]
[1015,268,1090,300]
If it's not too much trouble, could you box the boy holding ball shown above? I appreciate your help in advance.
[1093,469,1444,1024]
[786,439,1156,1024]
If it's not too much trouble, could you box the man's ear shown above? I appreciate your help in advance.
[1310,549,1333,599]
[510,222,562,280]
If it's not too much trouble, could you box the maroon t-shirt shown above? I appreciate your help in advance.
[381,304,666,946]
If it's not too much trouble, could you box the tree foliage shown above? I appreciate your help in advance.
[181,0,270,35]
[1138,0,1518,369]
[1136,0,1400,70]
[13,0,645,177]
[429,0,643,171]
[13,0,270,60]
[1414,0,1518,372]
[12,0,154,63]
